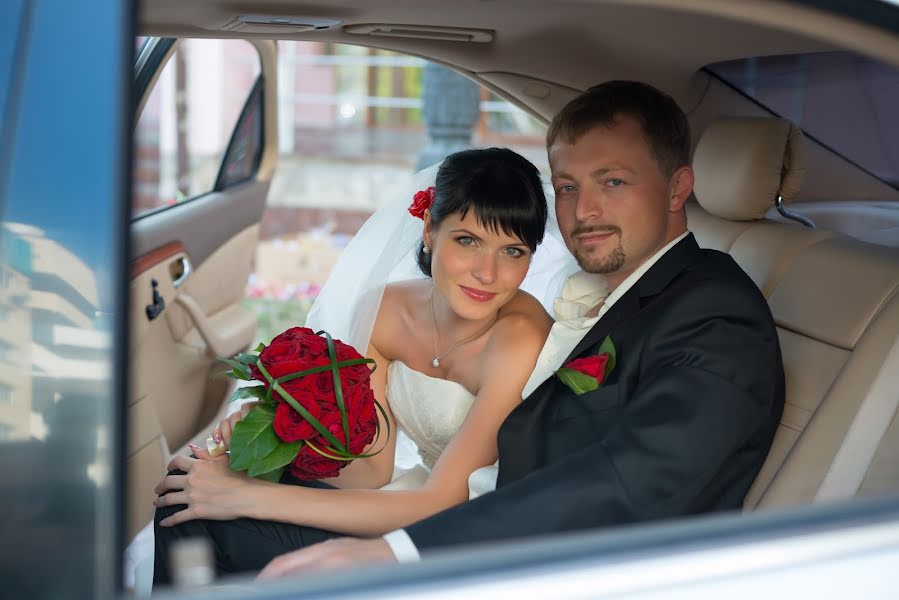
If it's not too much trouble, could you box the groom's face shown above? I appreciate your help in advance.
[550,115,678,289]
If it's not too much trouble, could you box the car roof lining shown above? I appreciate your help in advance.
[139,0,899,84]
[138,0,899,204]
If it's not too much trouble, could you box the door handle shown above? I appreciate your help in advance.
[145,278,165,321]
[170,256,191,288]
[173,293,228,357]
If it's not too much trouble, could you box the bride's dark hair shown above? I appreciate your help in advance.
[417,147,548,276]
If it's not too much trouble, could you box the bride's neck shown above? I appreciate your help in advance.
[430,288,496,342]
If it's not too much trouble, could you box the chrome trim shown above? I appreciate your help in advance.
[171,256,191,288]
[133,36,160,79]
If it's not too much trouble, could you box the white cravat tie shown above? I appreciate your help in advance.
[585,300,605,319]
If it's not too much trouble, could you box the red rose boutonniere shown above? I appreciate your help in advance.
[408,186,436,219]
[556,335,616,394]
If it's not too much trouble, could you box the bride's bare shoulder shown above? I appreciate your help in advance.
[500,291,553,329]
[382,279,430,311]
[372,280,429,345]
[490,291,553,351]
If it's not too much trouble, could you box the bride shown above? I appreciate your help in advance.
[152,147,579,584]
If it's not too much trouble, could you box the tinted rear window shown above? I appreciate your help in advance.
[708,52,899,188]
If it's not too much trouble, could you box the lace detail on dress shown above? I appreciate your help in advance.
[386,361,476,470]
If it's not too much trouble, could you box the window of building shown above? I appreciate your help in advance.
[0,341,14,366]
[0,383,12,405]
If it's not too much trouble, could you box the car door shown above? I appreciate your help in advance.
[126,36,278,540]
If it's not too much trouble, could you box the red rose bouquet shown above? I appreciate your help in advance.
[220,327,388,481]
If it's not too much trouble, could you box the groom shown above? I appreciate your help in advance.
[258,80,785,577]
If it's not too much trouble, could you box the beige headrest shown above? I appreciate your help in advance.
[693,117,804,221]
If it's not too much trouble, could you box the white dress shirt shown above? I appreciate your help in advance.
[384,231,691,562]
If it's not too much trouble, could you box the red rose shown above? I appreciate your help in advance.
[317,405,376,456]
[313,371,333,397]
[334,340,363,361]
[344,382,376,425]
[258,340,307,380]
[351,409,378,454]
[270,327,316,345]
[289,443,343,480]
[277,375,316,407]
[408,186,436,219]
[297,336,329,361]
[273,399,321,442]
[565,353,610,384]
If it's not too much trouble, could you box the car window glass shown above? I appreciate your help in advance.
[132,39,261,218]
[708,52,899,188]
[216,79,263,189]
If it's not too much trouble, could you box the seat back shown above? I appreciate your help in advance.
[689,116,899,509]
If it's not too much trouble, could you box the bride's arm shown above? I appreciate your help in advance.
[244,310,551,536]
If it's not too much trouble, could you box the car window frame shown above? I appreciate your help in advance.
[131,37,264,222]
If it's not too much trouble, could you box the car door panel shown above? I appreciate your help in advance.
[125,39,278,541]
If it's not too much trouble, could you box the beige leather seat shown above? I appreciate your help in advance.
[689,116,899,510]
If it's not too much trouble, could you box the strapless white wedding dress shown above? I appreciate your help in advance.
[379,361,498,498]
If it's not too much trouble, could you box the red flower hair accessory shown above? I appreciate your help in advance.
[408,186,436,219]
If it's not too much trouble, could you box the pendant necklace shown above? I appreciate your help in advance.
[429,290,496,368]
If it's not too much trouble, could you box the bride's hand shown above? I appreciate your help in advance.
[153,452,260,526]
[210,401,257,450]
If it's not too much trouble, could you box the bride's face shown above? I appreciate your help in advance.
[424,210,532,321]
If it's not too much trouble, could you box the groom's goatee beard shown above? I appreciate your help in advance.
[571,225,626,274]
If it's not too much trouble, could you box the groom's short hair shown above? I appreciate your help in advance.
[546,80,691,179]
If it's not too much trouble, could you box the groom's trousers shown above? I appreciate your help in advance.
[152,471,342,587]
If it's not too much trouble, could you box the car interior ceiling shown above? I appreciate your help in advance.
[131,0,899,529]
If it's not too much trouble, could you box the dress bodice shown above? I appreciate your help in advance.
[386,361,476,470]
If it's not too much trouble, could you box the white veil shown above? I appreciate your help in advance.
[304,163,578,352]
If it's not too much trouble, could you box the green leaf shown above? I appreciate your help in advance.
[254,342,266,352]
[556,367,600,395]
[597,335,617,379]
[228,405,280,472]
[228,385,266,404]
[255,467,284,483]
[220,358,252,380]
[248,441,301,477]
[234,352,260,366]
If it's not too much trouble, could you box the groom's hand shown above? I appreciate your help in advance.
[257,537,397,580]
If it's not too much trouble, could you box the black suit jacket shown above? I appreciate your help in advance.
[406,234,785,550]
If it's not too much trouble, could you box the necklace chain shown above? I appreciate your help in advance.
[429,289,496,368]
